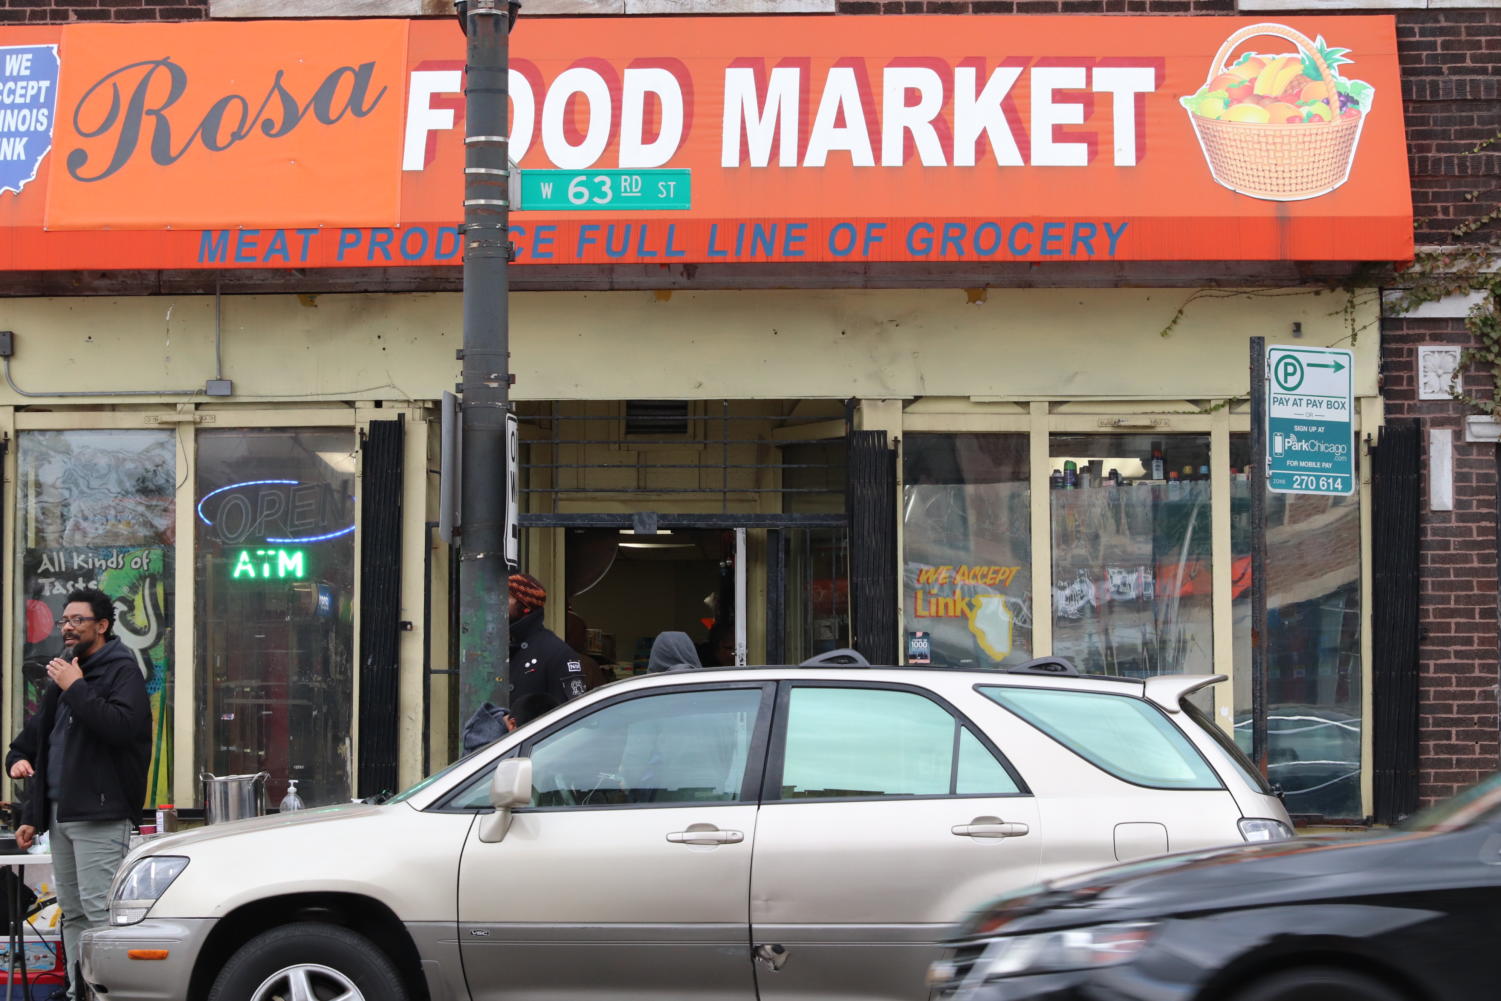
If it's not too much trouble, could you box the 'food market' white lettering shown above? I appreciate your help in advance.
[401,58,1160,172]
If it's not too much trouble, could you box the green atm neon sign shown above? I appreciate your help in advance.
[231,547,308,581]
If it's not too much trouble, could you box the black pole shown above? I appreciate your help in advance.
[1249,336,1269,779]
[457,0,516,736]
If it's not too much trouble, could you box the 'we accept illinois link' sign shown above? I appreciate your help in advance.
[6,15,1410,269]
[0,44,57,196]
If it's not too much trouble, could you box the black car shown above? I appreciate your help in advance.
[929,774,1501,1001]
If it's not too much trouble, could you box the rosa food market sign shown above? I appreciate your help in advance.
[0,15,1410,270]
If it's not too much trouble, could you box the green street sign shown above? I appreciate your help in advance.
[519,169,691,211]
[1267,345,1355,496]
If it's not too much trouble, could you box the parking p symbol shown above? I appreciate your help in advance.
[1273,356,1304,392]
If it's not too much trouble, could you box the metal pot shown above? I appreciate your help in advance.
[201,771,270,825]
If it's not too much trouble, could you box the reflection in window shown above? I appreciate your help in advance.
[14,430,176,807]
[903,435,1031,668]
[1050,435,1213,676]
[1229,437,1362,819]
[529,689,761,807]
[196,430,356,808]
[780,687,1018,798]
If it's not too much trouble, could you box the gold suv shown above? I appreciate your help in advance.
[83,658,1290,1001]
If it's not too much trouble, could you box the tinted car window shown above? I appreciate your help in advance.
[779,687,1020,799]
[956,726,1017,794]
[450,688,763,809]
[981,687,1221,790]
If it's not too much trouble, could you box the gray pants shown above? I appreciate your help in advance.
[50,806,131,1000]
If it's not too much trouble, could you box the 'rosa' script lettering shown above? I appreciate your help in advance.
[66,58,387,182]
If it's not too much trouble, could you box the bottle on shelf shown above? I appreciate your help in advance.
[1167,470,1182,498]
[1050,468,1065,490]
[279,779,305,813]
[1108,467,1122,486]
[1064,459,1078,489]
[1149,443,1165,480]
[1198,464,1210,480]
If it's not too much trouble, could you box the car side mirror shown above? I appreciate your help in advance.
[478,757,532,844]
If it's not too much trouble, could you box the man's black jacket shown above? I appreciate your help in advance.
[509,609,590,707]
[6,637,152,831]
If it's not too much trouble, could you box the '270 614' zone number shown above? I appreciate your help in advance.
[1290,474,1345,492]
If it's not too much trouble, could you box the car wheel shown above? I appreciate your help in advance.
[207,921,409,1001]
[1229,966,1407,1001]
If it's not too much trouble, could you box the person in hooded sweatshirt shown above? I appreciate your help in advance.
[646,631,704,674]
[507,573,591,707]
[7,587,151,1001]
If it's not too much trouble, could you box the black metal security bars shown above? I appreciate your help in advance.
[513,401,849,514]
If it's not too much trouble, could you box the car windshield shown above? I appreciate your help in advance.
[387,746,492,805]
[1400,772,1501,833]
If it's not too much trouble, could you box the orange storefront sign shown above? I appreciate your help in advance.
[0,15,1412,270]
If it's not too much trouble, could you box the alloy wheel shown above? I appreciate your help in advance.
[250,962,363,1001]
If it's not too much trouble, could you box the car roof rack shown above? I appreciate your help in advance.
[799,649,870,667]
[1004,656,1081,677]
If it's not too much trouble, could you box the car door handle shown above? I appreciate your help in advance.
[952,816,1030,839]
[667,824,744,846]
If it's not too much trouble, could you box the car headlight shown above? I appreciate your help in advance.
[967,922,1156,980]
[1238,818,1294,842]
[110,856,189,926]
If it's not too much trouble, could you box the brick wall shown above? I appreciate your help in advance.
[1398,11,1501,248]
[1381,321,1501,805]
[0,0,204,23]
[1391,7,1501,803]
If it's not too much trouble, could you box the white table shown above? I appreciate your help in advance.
[0,853,53,1001]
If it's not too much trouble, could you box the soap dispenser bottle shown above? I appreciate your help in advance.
[279,779,305,813]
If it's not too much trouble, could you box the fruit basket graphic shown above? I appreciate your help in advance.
[1181,23,1375,202]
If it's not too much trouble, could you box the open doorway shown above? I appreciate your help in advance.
[562,524,851,677]
[565,528,734,679]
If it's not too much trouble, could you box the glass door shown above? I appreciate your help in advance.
[770,526,850,665]
[194,428,358,808]
[13,428,177,806]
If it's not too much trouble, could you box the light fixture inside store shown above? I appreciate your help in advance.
[620,541,696,549]
[618,529,674,535]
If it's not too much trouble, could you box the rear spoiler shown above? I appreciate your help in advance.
[1143,674,1227,713]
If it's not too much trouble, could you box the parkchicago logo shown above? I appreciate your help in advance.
[1272,433,1349,457]
[0,44,58,196]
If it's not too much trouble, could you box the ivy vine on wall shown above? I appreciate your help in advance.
[1385,132,1501,415]
[1385,240,1501,415]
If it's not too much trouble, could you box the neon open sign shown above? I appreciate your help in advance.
[231,548,308,581]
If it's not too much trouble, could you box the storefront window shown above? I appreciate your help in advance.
[1229,437,1362,820]
[1050,434,1213,677]
[902,435,1030,667]
[14,430,176,806]
[195,430,356,808]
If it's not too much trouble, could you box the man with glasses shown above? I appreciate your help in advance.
[6,588,151,1001]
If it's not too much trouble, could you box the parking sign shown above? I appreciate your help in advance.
[1266,345,1355,496]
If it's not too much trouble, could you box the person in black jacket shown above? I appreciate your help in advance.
[7,587,151,1001]
[508,573,590,707]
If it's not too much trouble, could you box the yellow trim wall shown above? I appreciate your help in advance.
[1,286,1381,801]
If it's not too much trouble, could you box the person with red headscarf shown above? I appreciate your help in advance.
[507,572,590,714]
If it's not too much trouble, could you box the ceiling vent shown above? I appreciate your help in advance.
[626,400,690,437]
